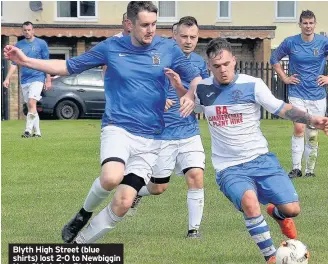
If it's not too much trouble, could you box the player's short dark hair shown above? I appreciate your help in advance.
[127,1,158,24]
[299,10,316,23]
[177,16,199,29]
[171,22,178,32]
[22,21,33,28]
[122,12,127,21]
[206,38,232,58]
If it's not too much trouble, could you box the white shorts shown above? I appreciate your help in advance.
[152,135,205,178]
[21,81,44,103]
[100,125,161,182]
[288,97,327,117]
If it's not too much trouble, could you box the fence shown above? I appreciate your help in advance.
[197,61,328,120]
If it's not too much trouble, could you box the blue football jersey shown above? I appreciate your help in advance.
[13,37,49,84]
[66,36,199,138]
[270,34,328,100]
[159,52,209,140]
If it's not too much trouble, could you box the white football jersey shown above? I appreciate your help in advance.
[195,74,285,172]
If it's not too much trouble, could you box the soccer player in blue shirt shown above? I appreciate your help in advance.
[128,16,208,239]
[4,1,201,244]
[270,10,328,178]
[190,38,328,263]
[3,21,51,138]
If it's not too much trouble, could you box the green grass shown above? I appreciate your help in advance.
[1,119,328,264]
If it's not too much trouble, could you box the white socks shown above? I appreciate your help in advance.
[187,188,204,231]
[291,136,304,170]
[33,112,41,135]
[26,112,41,135]
[25,112,36,133]
[75,203,123,243]
[83,178,111,212]
[304,128,318,173]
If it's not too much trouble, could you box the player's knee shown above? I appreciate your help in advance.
[27,99,37,110]
[294,124,305,136]
[306,129,318,146]
[281,203,301,218]
[149,183,168,195]
[100,160,125,189]
[185,168,204,188]
[100,174,123,190]
[241,191,261,217]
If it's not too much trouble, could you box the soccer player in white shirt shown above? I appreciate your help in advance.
[185,38,328,263]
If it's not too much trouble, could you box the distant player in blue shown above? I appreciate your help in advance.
[190,38,328,263]
[270,10,328,178]
[3,21,51,138]
[128,16,208,239]
[4,1,201,244]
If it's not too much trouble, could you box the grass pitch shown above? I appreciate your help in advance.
[2,119,328,264]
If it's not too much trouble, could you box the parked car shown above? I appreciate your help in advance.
[24,68,106,119]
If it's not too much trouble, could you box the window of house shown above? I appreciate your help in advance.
[157,1,177,22]
[56,1,97,21]
[217,1,231,22]
[276,1,296,21]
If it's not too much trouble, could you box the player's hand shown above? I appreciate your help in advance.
[310,116,328,135]
[164,68,182,90]
[44,80,52,91]
[317,75,328,87]
[165,99,175,112]
[3,79,10,88]
[3,45,28,65]
[283,74,300,85]
[179,93,195,118]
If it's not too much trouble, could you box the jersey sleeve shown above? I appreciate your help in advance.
[200,60,209,79]
[66,41,108,74]
[254,78,285,115]
[270,38,290,65]
[194,83,204,113]
[171,42,200,83]
[40,40,49,60]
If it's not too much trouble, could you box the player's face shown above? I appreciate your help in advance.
[208,50,236,85]
[299,17,316,36]
[130,11,157,46]
[22,25,34,40]
[175,24,199,56]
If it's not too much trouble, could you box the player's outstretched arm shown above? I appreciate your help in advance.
[278,104,328,135]
[3,64,17,88]
[3,45,69,76]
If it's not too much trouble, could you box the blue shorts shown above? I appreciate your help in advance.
[216,153,299,212]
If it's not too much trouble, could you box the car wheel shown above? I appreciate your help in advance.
[55,100,80,120]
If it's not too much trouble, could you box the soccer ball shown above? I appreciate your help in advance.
[276,239,310,264]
